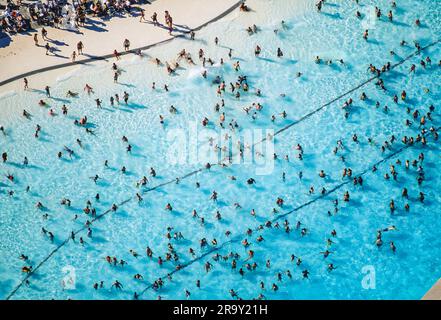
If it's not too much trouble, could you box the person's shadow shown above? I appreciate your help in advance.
[0,32,12,48]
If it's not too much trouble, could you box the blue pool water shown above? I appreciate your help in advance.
[0,0,440,299]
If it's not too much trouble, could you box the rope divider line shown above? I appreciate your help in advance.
[273,39,440,137]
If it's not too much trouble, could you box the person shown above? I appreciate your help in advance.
[23,78,28,90]
[45,43,51,55]
[139,9,146,22]
[388,10,393,21]
[123,39,130,52]
[84,84,94,95]
[302,269,309,279]
[77,41,84,55]
[71,51,77,62]
[328,264,337,271]
[41,27,48,40]
[151,12,158,25]
[33,34,38,46]
[111,280,123,290]
[23,109,31,118]
[390,242,396,254]
[164,10,171,26]
[363,29,369,40]
[316,1,323,11]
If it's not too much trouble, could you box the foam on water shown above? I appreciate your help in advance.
[0,0,440,300]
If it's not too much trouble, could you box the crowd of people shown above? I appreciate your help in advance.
[1,0,28,34]
[0,0,147,36]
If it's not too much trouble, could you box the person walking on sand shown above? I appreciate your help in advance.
[114,49,121,60]
[45,43,51,55]
[71,51,77,62]
[165,10,173,34]
[123,39,130,52]
[24,78,29,90]
[33,34,39,46]
[151,12,158,26]
[77,41,84,55]
[139,9,146,22]
[164,10,170,25]
[84,84,94,95]
[41,27,48,40]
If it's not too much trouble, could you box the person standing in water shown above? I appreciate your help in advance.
[77,41,84,55]
[45,86,51,98]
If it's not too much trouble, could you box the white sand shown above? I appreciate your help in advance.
[0,0,241,93]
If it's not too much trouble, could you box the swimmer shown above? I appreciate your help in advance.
[277,48,283,58]
[84,84,94,95]
[66,90,78,97]
[255,45,261,56]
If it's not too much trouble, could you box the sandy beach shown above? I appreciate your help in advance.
[0,0,241,94]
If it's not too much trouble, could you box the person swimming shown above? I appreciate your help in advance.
[66,90,78,97]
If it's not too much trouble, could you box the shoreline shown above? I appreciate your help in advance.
[0,0,242,94]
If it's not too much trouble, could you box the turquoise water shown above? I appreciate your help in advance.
[0,0,440,299]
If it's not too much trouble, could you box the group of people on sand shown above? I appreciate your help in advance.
[26,5,176,64]
[4,0,439,300]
